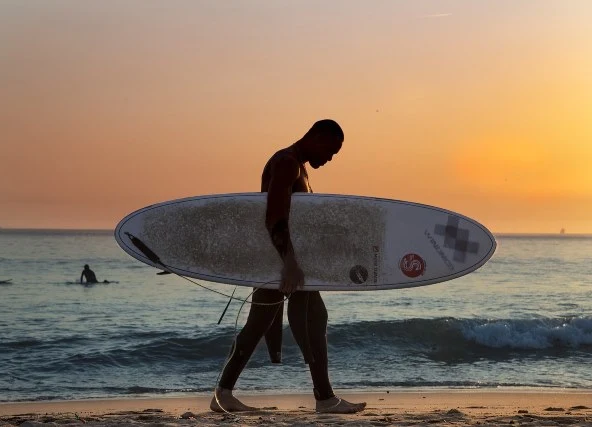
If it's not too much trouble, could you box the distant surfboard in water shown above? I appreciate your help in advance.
[115,193,496,291]
[65,281,118,285]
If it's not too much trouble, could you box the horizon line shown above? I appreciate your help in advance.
[1,227,591,237]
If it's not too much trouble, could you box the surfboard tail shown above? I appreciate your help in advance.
[264,302,283,363]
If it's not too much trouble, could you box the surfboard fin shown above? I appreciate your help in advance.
[264,303,284,363]
[217,287,237,325]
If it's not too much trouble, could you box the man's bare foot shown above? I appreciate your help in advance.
[210,387,258,413]
[316,396,366,414]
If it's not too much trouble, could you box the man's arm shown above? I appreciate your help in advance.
[80,272,85,284]
[265,156,304,293]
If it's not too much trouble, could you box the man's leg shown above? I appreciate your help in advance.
[288,291,366,414]
[212,288,284,412]
[287,291,332,398]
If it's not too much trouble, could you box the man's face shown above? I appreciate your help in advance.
[309,135,342,169]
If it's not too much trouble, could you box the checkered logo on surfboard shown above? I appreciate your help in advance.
[434,215,480,263]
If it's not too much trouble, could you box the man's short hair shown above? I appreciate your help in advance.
[307,119,344,141]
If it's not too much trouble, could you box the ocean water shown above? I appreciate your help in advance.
[0,229,591,402]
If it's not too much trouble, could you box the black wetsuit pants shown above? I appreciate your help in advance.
[218,289,335,401]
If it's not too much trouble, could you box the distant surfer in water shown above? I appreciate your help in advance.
[211,119,366,414]
[80,264,109,284]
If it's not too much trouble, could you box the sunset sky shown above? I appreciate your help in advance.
[1,1,591,233]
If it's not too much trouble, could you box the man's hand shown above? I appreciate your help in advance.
[280,256,304,294]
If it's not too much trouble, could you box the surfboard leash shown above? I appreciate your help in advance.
[124,231,290,418]
[124,232,285,302]
[213,285,288,419]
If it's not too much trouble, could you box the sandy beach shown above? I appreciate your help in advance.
[1,390,591,426]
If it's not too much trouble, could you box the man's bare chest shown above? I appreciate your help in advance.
[293,165,312,193]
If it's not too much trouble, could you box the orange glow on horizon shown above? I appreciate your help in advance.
[1,2,591,233]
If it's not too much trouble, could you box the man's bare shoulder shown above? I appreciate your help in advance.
[268,148,298,164]
[267,149,300,175]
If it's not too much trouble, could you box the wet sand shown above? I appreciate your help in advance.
[1,390,591,426]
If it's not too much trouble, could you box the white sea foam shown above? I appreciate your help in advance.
[462,317,592,349]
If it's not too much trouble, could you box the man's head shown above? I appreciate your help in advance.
[84,264,89,270]
[303,119,344,169]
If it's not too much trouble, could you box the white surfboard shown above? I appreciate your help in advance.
[115,193,496,291]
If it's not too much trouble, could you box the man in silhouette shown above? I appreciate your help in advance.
[211,119,366,414]
[80,264,111,284]
[80,264,99,284]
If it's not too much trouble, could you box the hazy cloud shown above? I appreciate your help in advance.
[422,13,453,18]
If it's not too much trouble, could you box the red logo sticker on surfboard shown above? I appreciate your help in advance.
[400,253,426,278]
